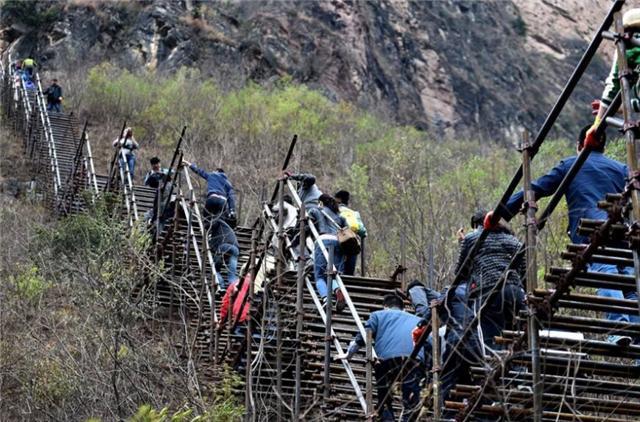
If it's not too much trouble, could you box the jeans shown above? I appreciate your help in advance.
[119,153,136,179]
[47,102,61,113]
[214,243,239,289]
[477,283,525,351]
[592,263,640,342]
[440,310,483,407]
[408,285,443,320]
[205,195,227,221]
[374,357,424,422]
[314,238,343,298]
[343,253,357,276]
[446,284,474,343]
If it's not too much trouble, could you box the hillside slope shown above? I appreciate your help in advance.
[1,0,617,142]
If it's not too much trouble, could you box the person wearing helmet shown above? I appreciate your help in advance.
[586,8,640,147]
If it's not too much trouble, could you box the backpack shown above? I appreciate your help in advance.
[340,206,364,235]
[321,209,361,256]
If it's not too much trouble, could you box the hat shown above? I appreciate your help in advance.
[623,8,640,29]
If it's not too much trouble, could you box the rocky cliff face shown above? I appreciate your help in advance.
[2,0,616,142]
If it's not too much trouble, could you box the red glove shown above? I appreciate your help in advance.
[412,325,426,346]
[584,125,602,150]
[483,211,497,230]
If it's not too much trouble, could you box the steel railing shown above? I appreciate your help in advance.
[178,165,219,320]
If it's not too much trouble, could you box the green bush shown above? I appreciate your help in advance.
[9,264,49,302]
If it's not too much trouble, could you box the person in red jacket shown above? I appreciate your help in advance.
[219,273,251,332]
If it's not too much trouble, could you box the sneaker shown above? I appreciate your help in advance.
[610,335,632,347]
[335,289,346,313]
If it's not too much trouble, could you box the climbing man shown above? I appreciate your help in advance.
[335,294,425,422]
[112,127,139,179]
[424,210,497,408]
[143,157,168,189]
[21,56,36,78]
[43,79,63,113]
[184,160,236,224]
[143,157,173,231]
[500,126,636,346]
[335,190,367,275]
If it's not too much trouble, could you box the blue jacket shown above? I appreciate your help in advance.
[354,308,424,361]
[505,152,627,244]
[189,164,237,212]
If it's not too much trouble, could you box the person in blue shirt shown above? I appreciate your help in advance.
[335,294,426,422]
[500,126,637,346]
[184,160,237,223]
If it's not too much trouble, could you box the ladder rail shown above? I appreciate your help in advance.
[261,201,369,414]
[284,179,376,355]
[179,165,218,322]
[83,132,100,197]
[35,73,62,199]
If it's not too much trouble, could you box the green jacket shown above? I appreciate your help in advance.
[601,32,640,106]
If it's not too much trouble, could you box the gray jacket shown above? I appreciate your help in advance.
[290,173,322,207]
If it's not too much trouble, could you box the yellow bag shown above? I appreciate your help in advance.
[340,207,360,233]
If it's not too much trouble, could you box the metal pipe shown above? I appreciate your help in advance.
[360,237,366,277]
[323,244,334,404]
[365,328,373,421]
[275,178,285,421]
[605,116,625,129]
[400,232,407,291]
[293,204,307,420]
[613,13,640,315]
[431,300,441,421]
[522,132,542,422]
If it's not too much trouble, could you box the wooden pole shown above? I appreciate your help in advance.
[613,13,640,315]
[245,227,258,421]
[522,130,542,422]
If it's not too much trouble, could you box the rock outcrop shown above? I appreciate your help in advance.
[2,0,616,142]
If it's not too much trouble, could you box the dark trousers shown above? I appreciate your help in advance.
[477,283,525,351]
[343,253,357,276]
[374,357,423,422]
[204,195,227,220]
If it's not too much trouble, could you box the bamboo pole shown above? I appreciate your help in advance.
[522,130,542,422]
